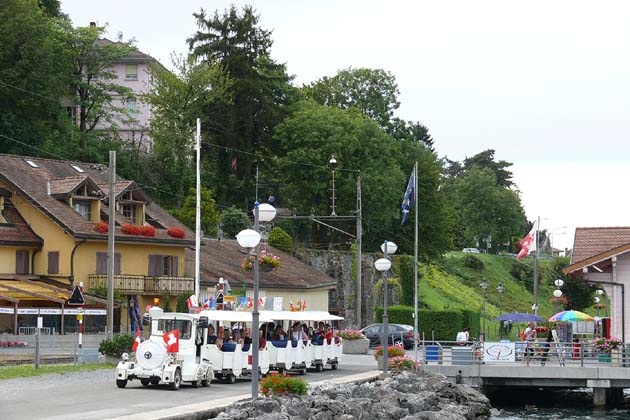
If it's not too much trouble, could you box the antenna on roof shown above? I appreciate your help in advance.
[117,31,123,43]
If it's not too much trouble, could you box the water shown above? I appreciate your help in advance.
[492,407,630,419]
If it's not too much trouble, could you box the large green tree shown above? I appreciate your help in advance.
[463,149,514,188]
[187,5,297,207]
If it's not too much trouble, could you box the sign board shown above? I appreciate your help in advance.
[483,342,516,363]
[37,317,43,329]
[67,285,85,306]
[223,295,237,303]
[0,307,14,314]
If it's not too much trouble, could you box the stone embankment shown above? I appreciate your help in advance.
[215,371,491,420]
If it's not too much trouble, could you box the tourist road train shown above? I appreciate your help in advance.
[114,307,343,389]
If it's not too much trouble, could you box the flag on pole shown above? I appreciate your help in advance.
[401,166,416,225]
[517,221,537,259]
[132,329,142,352]
[186,294,198,308]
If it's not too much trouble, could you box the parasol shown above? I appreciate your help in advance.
[548,310,594,322]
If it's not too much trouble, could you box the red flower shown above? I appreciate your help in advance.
[141,225,155,237]
[94,221,108,233]
[121,224,142,235]
[167,227,185,238]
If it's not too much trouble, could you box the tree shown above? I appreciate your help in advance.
[145,55,231,208]
[268,227,293,254]
[172,187,220,237]
[220,207,251,238]
[463,149,514,188]
[0,0,72,155]
[188,5,296,206]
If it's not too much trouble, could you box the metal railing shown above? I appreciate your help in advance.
[86,274,194,294]
[18,327,51,335]
[415,340,630,367]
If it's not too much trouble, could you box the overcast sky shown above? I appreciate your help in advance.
[61,0,630,251]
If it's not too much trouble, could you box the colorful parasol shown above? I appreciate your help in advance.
[548,310,594,322]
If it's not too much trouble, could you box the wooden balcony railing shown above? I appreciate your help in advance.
[86,274,194,295]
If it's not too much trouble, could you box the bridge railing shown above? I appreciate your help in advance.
[416,340,630,367]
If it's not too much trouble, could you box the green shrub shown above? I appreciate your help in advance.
[397,255,415,306]
[161,290,172,312]
[268,227,293,254]
[220,207,251,238]
[260,372,308,396]
[99,334,134,358]
[176,292,192,313]
[462,255,484,270]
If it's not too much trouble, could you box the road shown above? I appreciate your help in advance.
[0,354,378,420]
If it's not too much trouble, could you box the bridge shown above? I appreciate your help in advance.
[416,340,630,406]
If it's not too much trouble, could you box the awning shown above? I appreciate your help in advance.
[0,278,118,307]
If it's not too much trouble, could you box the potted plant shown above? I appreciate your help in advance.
[374,344,405,369]
[338,329,370,354]
[389,356,419,372]
[242,249,280,272]
[594,337,622,363]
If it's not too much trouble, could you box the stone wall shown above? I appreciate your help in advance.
[297,250,401,329]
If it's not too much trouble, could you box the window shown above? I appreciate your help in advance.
[158,319,191,340]
[125,64,138,80]
[24,159,39,168]
[16,251,29,274]
[96,252,121,275]
[48,251,59,275]
[73,201,91,220]
[148,255,178,277]
[70,164,84,173]
[126,98,137,121]
[121,204,136,224]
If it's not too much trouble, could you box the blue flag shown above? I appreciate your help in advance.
[401,166,415,225]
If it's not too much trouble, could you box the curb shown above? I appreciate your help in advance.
[110,370,382,420]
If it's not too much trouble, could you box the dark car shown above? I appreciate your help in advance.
[361,323,416,350]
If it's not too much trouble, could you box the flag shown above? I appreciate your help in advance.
[163,329,179,353]
[401,166,416,225]
[517,221,537,259]
[186,294,198,308]
[203,297,214,309]
[289,300,295,311]
[258,297,266,307]
[132,329,142,352]
[246,297,253,309]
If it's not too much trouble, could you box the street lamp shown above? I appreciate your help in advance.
[329,155,337,216]
[375,240,397,376]
[480,278,488,341]
[594,296,601,318]
[596,289,606,317]
[553,289,563,313]
[236,202,276,400]
[497,282,504,339]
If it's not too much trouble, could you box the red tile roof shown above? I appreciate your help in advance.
[0,154,193,245]
[0,200,43,246]
[192,240,337,291]
[571,227,630,265]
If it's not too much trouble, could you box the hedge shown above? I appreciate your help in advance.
[375,305,480,342]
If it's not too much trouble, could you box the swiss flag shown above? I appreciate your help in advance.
[517,222,537,259]
[163,329,179,353]
[132,329,142,352]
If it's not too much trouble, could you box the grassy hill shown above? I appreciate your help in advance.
[416,252,574,340]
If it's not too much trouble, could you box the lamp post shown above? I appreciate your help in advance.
[329,155,337,216]
[594,296,600,318]
[375,240,397,376]
[480,278,488,341]
[597,289,605,317]
[553,279,564,314]
[236,202,276,400]
[497,282,504,339]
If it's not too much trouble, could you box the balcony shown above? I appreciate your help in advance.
[87,274,194,295]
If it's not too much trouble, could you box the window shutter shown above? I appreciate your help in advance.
[48,251,59,275]
[115,253,121,275]
[171,256,178,277]
[96,252,107,274]
[16,251,29,275]
[148,255,156,276]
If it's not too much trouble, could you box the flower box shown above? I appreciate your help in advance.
[94,222,108,233]
[121,224,142,235]
[167,227,185,238]
[343,338,370,354]
[141,225,155,237]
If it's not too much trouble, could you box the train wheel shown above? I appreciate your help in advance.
[140,379,150,386]
[169,369,181,391]
[116,379,127,388]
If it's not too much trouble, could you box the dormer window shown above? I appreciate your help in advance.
[73,200,90,219]
[121,203,136,224]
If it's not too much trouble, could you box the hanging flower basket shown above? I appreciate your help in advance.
[242,249,280,272]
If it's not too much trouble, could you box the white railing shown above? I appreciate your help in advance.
[18,327,51,336]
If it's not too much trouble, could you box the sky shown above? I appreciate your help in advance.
[61,0,630,251]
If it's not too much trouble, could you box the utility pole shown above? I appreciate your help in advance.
[356,172,362,328]
[106,151,116,340]
[533,216,540,316]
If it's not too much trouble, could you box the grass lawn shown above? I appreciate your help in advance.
[0,363,115,380]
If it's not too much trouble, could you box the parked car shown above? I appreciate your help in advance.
[360,323,416,349]
[462,248,480,253]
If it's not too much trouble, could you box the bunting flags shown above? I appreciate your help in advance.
[517,221,537,259]
[289,298,307,312]
[401,166,416,225]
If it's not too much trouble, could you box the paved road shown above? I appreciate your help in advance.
[0,354,378,420]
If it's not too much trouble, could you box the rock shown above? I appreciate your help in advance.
[213,371,491,420]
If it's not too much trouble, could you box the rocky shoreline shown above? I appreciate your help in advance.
[215,371,491,420]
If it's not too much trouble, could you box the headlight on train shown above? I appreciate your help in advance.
[121,352,129,362]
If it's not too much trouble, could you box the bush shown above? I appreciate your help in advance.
[389,356,418,371]
[260,372,308,396]
[397,255,415,306]
[99,334,134,358]
[176,292,192,313]
[268,227,293,254]
[462,254,484,270]
[338,329,365,340]
[374,344,405,359]
[220,207,251,238]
